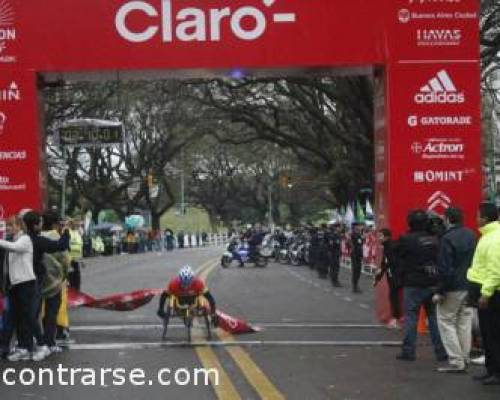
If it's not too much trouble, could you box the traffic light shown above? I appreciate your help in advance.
[147,173,154,188]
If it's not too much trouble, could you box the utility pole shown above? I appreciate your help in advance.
[180,148,185,216]
[60,150,67,219]
[268,182,273,230]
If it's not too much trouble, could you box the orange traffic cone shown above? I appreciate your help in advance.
[417,307,428,335]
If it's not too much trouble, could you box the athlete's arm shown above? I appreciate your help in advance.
[157,291,170,317]
[203,290,216,314]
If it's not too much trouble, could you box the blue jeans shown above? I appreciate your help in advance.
[401,287,446,359]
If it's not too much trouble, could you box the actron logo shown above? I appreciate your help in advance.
[115,0,297,43]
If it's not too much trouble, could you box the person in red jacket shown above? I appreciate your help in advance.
[157,265,217,324]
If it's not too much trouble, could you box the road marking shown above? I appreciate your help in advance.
[219,331,285,400]
[68,340,402,350]
[192,259,241,400]
[192,319,241,400]
[195,347,241,400]
[201,261,285,399]
[343,297,353,302]
[72,323,385,331]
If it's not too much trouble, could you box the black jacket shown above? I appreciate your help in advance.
[350,232,364,259]
[398,230,439,287]
[436,225,477,294]
[29,230,70,282]
[381,240,402,287]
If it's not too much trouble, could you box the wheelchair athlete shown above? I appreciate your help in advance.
[156,265,218,326]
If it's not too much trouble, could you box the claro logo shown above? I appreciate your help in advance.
[409,0,461,4]
[115,0,296,43]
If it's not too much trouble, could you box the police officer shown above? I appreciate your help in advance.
[316,224,330,279]
[329,223,343,287]
[350,223,364,293]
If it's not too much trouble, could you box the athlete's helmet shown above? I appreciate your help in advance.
[178,265,194,288]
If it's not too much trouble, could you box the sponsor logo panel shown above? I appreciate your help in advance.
[0,81,20,102]
[0,0,17,63]
[115,0,297,44]
[411,138,465,160]
[407,114,472,128]
[0,175,27,191]
[413,168,475,183]
[414,69,465,104]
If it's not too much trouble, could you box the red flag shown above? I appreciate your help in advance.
[68,288,258,334]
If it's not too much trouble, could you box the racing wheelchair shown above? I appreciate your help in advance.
[161,294,213,343]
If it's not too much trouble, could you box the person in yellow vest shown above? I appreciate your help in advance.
[56,218,83,345]
[467,203,500,386]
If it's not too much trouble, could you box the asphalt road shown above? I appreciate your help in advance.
[1,247,498,399]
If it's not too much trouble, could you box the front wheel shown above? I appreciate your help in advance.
[255,256,268,268]
[161,306,172,341]
[203,312,212,340]
[185,312,193,344]
[221,256,231,268]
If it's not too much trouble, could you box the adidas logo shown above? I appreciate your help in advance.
[414,70,465,104]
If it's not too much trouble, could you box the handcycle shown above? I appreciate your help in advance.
[161,294,213,343]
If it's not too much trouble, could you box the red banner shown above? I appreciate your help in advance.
[67,288,258,334]
[0,71,42,217]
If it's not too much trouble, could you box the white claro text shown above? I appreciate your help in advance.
[115,0,271,43]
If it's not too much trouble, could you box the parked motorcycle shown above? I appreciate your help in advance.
[221,241,268,268]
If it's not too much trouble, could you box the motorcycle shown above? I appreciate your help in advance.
[221,241,268,268]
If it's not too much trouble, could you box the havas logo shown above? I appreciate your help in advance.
[417,28,461,46]
[414,70,465,104]
[115,0,297,44]
[0,81,19,102]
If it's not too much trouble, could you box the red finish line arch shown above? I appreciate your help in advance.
[0,0,481,236]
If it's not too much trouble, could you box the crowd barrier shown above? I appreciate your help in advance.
[340,231,381,276]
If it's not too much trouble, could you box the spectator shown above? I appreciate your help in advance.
[177,231,185,249]
[165,229,174,251]
[467,203,500,385]
[374,228,402,329]
[396,210,447,362]
[432,207,476,373]
[0,229,13,359]
[0,213,50,362]
[41,211,70,353]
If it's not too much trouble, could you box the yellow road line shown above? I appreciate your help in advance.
[195,345,242,399]
[193,259,241,399]
[200,260,285,400]
[218,331,285,400]
[195,257,219,276]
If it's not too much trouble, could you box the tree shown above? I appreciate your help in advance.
[190,75,374,206]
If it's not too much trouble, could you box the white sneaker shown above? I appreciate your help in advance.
[31,345,51,362]
[7,348,31,362]
[471,355,485,366]
[49,345,63,353]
